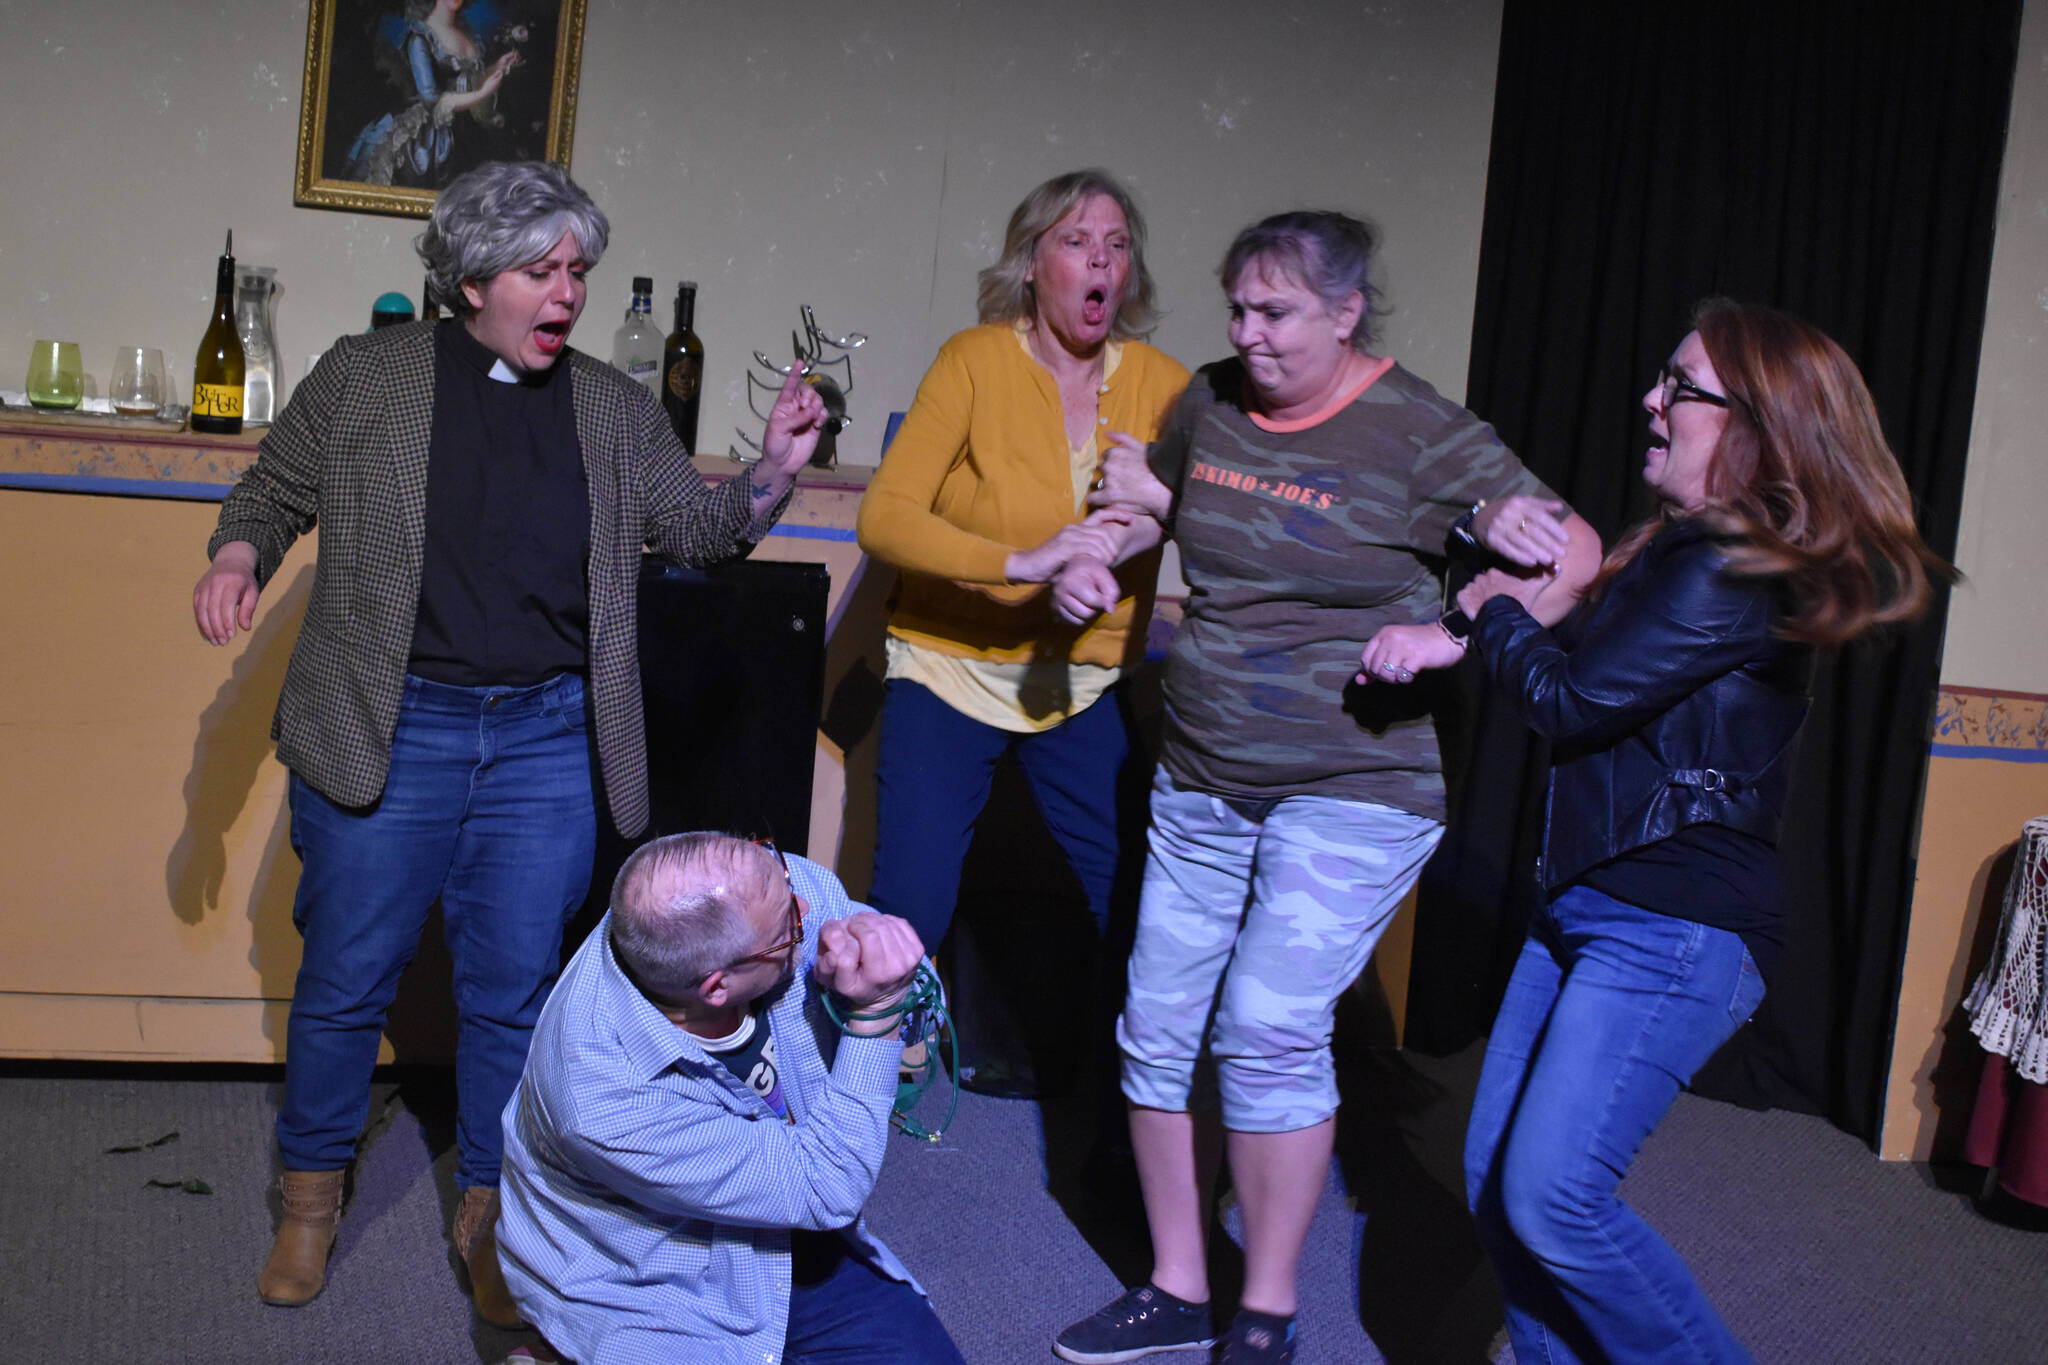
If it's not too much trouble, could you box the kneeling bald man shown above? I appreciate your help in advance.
[497,832,963,1364]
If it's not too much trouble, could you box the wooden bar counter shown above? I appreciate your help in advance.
[0,413,880,1062]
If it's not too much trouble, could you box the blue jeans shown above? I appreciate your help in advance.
[279,673,597,1190]
[784,1234,964,1364]
[1465,884,1767,1365]
[867,678,1143,947]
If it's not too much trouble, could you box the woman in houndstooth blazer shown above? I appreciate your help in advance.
[192,160,829,1324]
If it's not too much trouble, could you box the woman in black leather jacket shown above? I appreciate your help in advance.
[1446,300,1948,1364]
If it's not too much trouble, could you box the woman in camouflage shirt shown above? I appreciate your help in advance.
[1052,211,1597,1365]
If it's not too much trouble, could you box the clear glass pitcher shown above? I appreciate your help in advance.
[234,265,279,426]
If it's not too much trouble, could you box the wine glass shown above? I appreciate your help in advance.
[26,340,84,409]
[109,346,168,416]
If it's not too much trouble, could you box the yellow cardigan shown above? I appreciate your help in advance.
[856,327,1196,671]
[857,324,1189,666]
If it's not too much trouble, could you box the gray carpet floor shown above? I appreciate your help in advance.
[1,1058,2043,1364]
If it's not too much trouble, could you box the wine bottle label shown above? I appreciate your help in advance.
[666,357,702,401]
[626,359,659,381]
[193,383,244,419]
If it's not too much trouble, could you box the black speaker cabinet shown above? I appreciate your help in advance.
[634,557,829,852]
[573,555,830,945]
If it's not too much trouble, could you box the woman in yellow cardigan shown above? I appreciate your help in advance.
[856,168,1188,1098]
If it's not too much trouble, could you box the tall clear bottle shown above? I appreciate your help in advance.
[612,276,663,397]
[234,265,278,427]
[191,230,245,436]
[661,281,704,453]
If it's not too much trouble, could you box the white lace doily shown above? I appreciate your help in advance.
[1966,815,2048,1083]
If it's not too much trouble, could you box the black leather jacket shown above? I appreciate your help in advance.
[1472,519,1815,892]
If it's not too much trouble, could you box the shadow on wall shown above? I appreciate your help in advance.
[1925,839,2023,1162]
[165,564,312,990]
[163,559,463,1062]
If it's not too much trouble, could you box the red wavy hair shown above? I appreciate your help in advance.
[1585,299,1954,645]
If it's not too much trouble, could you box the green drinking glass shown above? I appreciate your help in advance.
[27,340,84,409]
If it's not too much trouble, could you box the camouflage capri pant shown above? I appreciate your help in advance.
[1117,768,1444,1132]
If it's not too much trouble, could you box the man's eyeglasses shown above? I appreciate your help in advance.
[722,838,804,970]
[1656,365,1735,412]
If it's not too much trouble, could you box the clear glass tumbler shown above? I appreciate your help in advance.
[109,346,168,416]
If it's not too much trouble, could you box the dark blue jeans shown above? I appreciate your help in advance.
[1465,884,1767,1365]
[867,678,1141,947]
[785,1234,964,1364]
[279,673,596,1190]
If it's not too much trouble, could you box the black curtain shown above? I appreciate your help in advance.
[1407,0,2021,1144]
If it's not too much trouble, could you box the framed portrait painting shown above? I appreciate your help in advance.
[293,0,587,218]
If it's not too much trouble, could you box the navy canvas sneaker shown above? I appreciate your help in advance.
[1218,1309,1298,1364]
[1052,1284,1217,1363]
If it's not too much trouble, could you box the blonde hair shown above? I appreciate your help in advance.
[975,168,1159,339]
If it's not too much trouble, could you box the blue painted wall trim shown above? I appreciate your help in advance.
[2,473,865,545]
[0,472,235,500]
[1929,743,2048,764]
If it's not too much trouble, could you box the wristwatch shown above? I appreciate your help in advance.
[1448,500,1487,563]
[1438,604,1476,643]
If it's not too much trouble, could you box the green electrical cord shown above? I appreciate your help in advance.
[821,963,959,1142]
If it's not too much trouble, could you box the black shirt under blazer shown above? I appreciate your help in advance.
[1472,519,1816,897]
[209,320,785,837]
[409,319,592,686]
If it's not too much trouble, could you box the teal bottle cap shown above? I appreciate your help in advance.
[370,292,416,330]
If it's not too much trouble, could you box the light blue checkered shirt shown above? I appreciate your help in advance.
[498,854,917,1364]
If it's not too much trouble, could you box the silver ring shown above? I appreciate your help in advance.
[1398,668,1413,680]
[1382,662,1397,675]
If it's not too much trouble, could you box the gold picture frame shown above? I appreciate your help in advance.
[293,0,586,219]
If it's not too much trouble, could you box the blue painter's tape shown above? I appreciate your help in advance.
[0,472,235,501]
[0,474,867,544]
[766,523,859,543]
[1929,743,2048,764]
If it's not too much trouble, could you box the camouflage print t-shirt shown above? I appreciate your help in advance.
[1149,358,1552,821]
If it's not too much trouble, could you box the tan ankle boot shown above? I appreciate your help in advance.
[257,1169,344,1306]
[453,1185,525,1328]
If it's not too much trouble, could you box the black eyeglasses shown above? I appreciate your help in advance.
[1656,365,1734,412]
[723,838,805,970]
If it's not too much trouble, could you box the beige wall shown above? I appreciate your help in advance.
[1944,0,2048,691]
[0,0,1500,455]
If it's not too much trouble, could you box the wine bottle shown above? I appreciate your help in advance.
[191,229,246,436]
[421,273,446,322]
[612,276,663,397]
[662,281,704,454]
